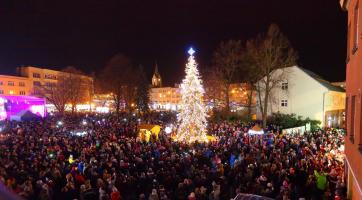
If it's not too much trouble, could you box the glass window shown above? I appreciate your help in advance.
[0,81,3,85]
[19,82,25,87]
[353,1,360,53]
[281,82,288,90]
[0,90,3,94]
[350,95,356,143]
[8,81,14,86]
[281,99,288,107]
[33,81,41,86]
[44,74,57,80]
[20,91,25,95]
[348,23,351,62]
[33,73,41,78]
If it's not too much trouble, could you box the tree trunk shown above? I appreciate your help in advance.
[225,84,230,113]
[257,82,264,123]
[116,99,120,115]
[71,104,76,114]
[247,89,253,119]
[262,77,270,128]
[56,105,65,116]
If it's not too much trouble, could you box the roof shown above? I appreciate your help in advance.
[0,95,46,102]
[0,74,29,80]
[298,67,345,92]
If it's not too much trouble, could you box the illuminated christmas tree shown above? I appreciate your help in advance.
[176,48,208,143]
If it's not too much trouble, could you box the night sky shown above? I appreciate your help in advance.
[0,0,347,86]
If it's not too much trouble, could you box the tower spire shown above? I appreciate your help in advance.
[154,60,159,74]
[152,61,162,87]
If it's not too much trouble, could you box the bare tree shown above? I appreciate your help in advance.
[246,24,298,127]
[135,65,150,113]
[212,40,244,112]
[240,51,263,119]
[62,66,84,114]
[203,68,225,109]
[39,74,71,115]
[100,54,135,114]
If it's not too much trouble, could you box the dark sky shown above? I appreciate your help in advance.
[0,0,347,86]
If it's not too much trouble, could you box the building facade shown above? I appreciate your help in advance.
[0,75,31,96]
[17,66,94,105]
[341,0,362,199]
[149,86,181,110]
[149,83,255,112]
[148,65,255,112]
[256,66,345,127]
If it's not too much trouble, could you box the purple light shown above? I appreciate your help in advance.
[0,95,46,120]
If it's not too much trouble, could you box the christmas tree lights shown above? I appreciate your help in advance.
[175,48,208,143]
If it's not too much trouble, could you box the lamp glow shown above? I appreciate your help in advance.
[165,127,172,134]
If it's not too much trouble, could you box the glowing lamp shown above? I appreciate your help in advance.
[165,127,172,134]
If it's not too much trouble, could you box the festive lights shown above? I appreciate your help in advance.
[175,48,208,143]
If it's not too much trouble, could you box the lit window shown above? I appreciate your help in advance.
[19,82,25,87]
[33,73,41,78]
[20,91,25,95]
[9,90,14,95]
[8,81,14,86]
[33,81,41,86]
[281,82,288,90]
[281,99,288,107]
[44,74,57,80]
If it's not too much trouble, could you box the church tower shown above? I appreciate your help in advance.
[152,62,162,87]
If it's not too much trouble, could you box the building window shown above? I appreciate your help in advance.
[33,89,41,95]
[281,99,288,107]
[33,73,41,78]
[347,23,351,62]
[353,1,360,54]
[44,74,57,80]
[19,82,25,87]
[9,90,14,95]
[33,81,41,86]
[0,90,3,94]
[350,95,356,143]
[19,91,25,95]
[8,81,14,86]
[281,82,288,90]
[45,82,56,87]
[0,81,2,86]
[346,96,349,126]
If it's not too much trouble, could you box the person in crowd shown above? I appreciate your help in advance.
[0,112,346,200]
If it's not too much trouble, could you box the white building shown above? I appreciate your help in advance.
[149,87,180,111]
[256,66,345,127]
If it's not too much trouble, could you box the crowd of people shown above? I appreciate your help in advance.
[0,112,346,200]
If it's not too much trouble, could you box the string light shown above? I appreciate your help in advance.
[175,47,208,143]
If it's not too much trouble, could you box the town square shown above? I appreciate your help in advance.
[0,1,359,200]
